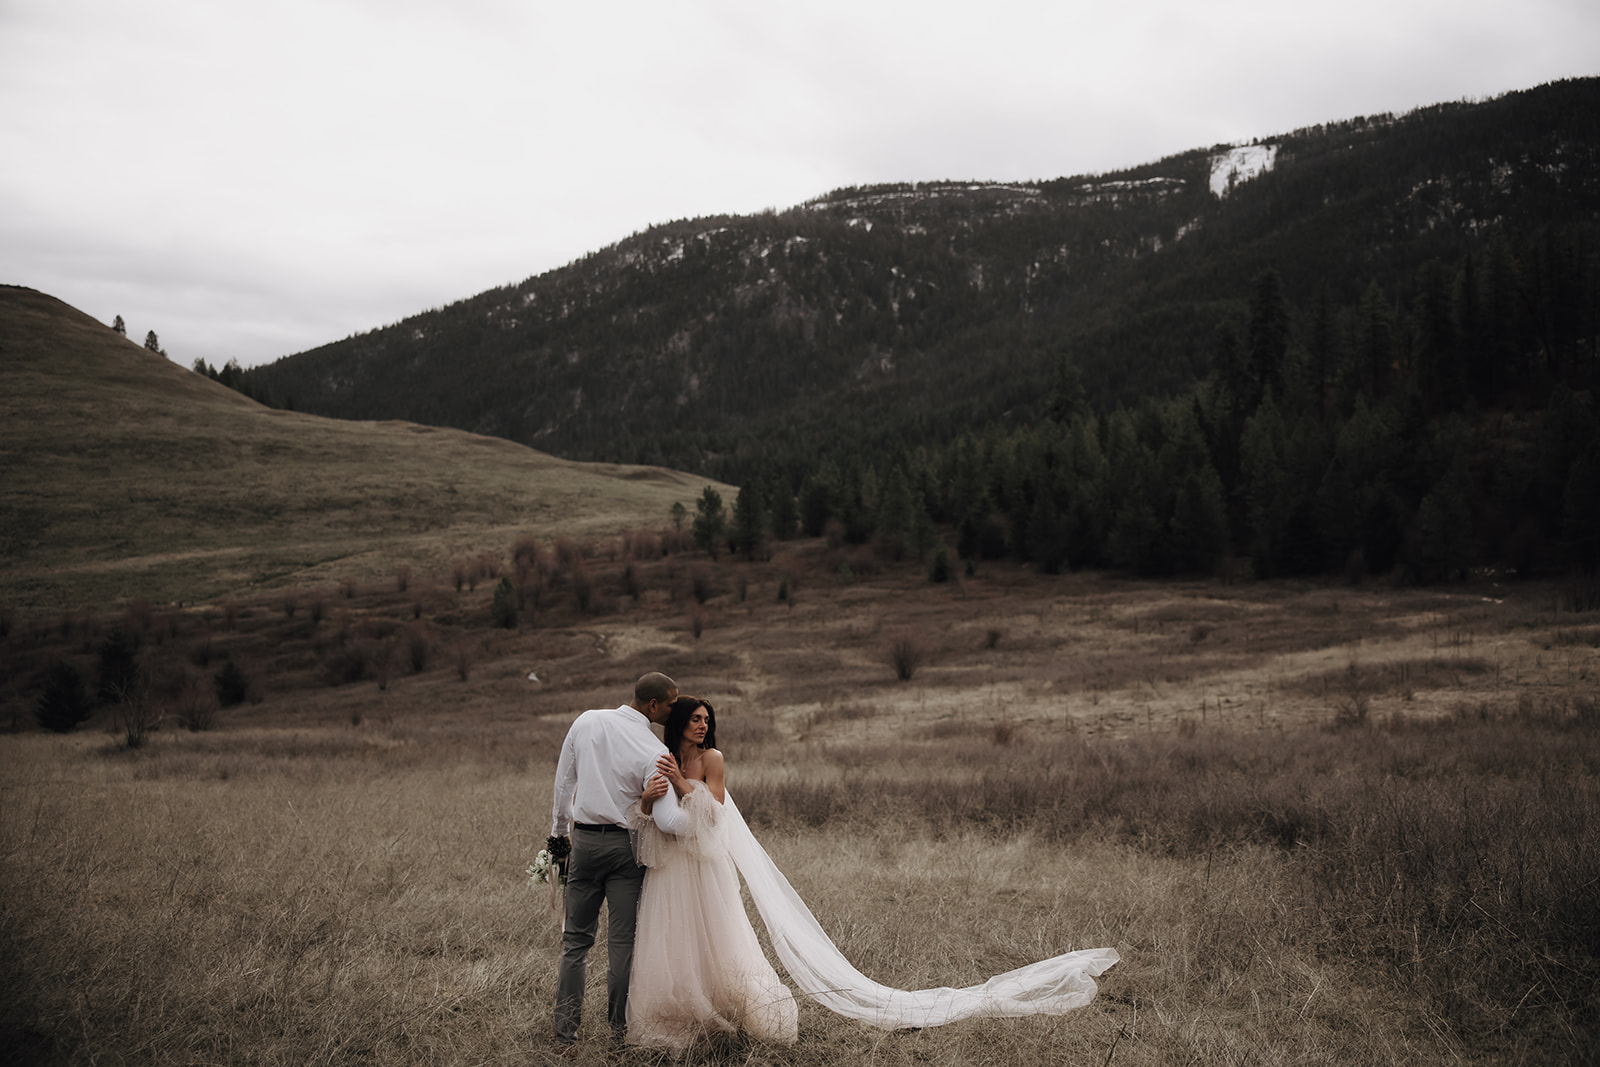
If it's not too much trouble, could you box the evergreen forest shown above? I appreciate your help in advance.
[243,79,1600,585]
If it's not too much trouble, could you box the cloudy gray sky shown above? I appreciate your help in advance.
[3,0,1596,369]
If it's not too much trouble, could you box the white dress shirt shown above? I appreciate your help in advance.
[551,704,688,838]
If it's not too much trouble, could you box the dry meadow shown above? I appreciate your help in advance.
[3,535,1597,1066]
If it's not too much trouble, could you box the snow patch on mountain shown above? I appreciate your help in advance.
[1210,144,1277,197]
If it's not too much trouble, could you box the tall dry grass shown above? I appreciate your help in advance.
[3,692,1594,1064]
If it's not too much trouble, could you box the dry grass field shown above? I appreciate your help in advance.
[0,285,729,615]
[3,285,1597,1064]
[3,535,1597,1066]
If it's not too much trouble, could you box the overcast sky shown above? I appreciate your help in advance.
[3,1,1596,369]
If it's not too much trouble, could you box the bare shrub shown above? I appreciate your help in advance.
[280,590,298,619]
[395,565,412,593]
[515,568,544,613]
[513,536,546,571]
[220,599,239,630]
[985,627,1003,650]
[691,608,705,639]
[124,599,152,636]
[624,528,662,560]
[340,579,358,599]
[174,677,220,731]
[1333,662,1371,729]
[110,680,161,749]
[402,622,433,673]
[690,568,714,605]
[308,596,326,624]
[621,563,641,601]
[452,561,467,592]
[887,632,927,682]
[324,639,381,686]
[990,719,1017,745]
[374,642,398,691]
[455,644,471,682]
[571,562,594,612]
[660,527,694,555]
[553,537,582,571]
[1563,571,1600,612]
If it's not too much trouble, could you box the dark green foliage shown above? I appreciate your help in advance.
[34,659,91,732]
[766,473,799,542]
[692,486,726,559]
[213,659,249,708]
[489,577,518,629]
[234,80,1600,585]
[729,482,766,560]
[192,356,276,407]
[928,546,953,583]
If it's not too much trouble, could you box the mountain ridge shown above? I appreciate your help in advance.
[242,78,1599,486]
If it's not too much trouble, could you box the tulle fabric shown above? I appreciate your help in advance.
[631,788,1119,1042]
[720,793,1120,1030]
[627,787,799,1053]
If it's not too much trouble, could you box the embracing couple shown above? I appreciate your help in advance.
[550,672,1119,1056]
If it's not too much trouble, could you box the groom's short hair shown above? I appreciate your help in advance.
[635,672,677,706]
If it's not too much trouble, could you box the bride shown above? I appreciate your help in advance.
[625,696,1119,1053]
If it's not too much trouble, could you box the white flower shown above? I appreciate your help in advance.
[528,849,565,888]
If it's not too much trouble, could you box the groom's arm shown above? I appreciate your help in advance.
[550,725,579,837]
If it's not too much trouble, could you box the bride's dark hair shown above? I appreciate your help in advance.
[663,696,717,755]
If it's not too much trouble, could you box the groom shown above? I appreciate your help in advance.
[550,671,689,1048]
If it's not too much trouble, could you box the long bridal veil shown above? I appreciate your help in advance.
[721,794,1120,1029]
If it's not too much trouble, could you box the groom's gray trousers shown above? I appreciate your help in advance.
[554,826,644,1042]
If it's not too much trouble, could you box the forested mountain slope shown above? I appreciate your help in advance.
[243,80,1600,584]
[245,79,1598,482]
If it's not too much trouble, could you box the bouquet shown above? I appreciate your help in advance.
[528,835,570,889]
[526,849,566,888]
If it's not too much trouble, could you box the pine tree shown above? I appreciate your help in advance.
[1247,269,1290,410]
[767,473,799,541]
[112,315,126,336]
[692,486,726,560]
[730,483,767,560]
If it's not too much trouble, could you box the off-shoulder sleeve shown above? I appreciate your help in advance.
[627,785,725,868]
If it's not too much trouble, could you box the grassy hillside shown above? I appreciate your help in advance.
[0,286,726,613]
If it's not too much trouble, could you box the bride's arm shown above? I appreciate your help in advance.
[656,753,692,798]
[703,749,725,804]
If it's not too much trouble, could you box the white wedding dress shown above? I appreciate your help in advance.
[627,785,799,1052]
[628,787,1118,1049]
